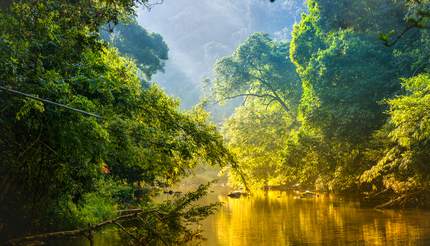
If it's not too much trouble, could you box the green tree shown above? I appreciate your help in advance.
[213,33,302,116]
[102,21,169,80]
[217,0,430,205]
[282,0,418,193]
[360,74,430,208]
[310,0,407,32]
[0,0,231,241]
[222,101,291,188]
[298,30,401,143]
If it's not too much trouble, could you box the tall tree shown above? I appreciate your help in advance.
[223,101,290,188]
[361,74,430,208]
[0,0,231,240]
[102,21,169,80]
[297,30,401,143]
[213,33,302,116]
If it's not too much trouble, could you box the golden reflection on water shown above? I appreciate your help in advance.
[200,190,430,246]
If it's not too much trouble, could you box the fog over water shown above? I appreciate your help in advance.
[137,0,306,108]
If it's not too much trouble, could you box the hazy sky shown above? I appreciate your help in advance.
[137,0,306,108]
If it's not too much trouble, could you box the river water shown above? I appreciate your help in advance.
[64,189,430,245]
[200,190,430,245]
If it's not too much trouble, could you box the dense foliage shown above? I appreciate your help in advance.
[3,0,430,244]
[216,0,430,208]
[214,33,301,116]
[101,21,169,80]
[0,0,232,243]
[223,102,290,188]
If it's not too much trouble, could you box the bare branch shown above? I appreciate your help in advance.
[142,0,164,11]
[223,93,276,100]
[265,98,277,110]
[114,222,139,241]
[6,209,158,245]
[383,25,416,47]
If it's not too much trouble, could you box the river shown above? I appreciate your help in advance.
[200,190,430,245]
[64,189,430,245]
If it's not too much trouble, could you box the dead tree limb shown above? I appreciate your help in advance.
[5,209,157,245]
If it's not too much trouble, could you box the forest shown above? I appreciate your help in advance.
[217,0,430,209]
[1,0,430,245]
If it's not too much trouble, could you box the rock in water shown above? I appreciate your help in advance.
[300,191,319,198]
[227,191,249,198]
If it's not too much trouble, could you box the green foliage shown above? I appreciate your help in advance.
[281,0,428,195]
[290,10,325,73]
[307,0,407,33]
[0,0,230,241]
[299,30,400,143]
[44,181,219,245]
[358,74,430,207]
[66,179,120,227]
[389,74,430,148]
[222,101,290,188]
[106,93,232,186]
[220,0,430,203]
[118,182,221,245]
[102,21,169,80]
[405,0,430,29]
[361,74,430,186]
[213,33,302,116]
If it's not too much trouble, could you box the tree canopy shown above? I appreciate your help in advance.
[217,0,430,208]
[0,0,232,242]
[101,21,169,80]
[213,33,301,116]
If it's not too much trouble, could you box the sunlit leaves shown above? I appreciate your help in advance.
[298,30,400,143]
[388,74,430,147]
[213,33,301,116]
[359,74,430,201]
[222,101,290,188]
[0,0,231,237]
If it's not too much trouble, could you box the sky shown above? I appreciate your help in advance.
[137,0,306,109]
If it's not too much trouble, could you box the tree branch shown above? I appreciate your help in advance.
[114,222,139,242]
[248,63,292,113]
[265,98,277,110]
[6,209,158,245]
[223,93,276,101]
[383,24,416,47]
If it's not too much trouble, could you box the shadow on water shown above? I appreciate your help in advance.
[62,189,430,245]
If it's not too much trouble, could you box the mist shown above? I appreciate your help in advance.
[137,0,306,108]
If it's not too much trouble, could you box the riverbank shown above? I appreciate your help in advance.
[55,189,430,245]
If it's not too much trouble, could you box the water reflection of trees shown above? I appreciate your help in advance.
[201,191,430,245]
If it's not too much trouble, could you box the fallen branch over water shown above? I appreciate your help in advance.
[6,182,218,246]
[374,191,423,209]
[6,209,154,246]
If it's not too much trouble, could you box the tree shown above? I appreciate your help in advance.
[0,0,231,241]
[222,101,291,188]
[213,33,302,116]
[360,74,430,208]
[297,30,401,143]
[102,21,169,80]
[309,0,407,33]
[280,0,416,193]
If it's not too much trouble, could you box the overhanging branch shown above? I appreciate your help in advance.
[6,209,158,245]
[222,93,276,100]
